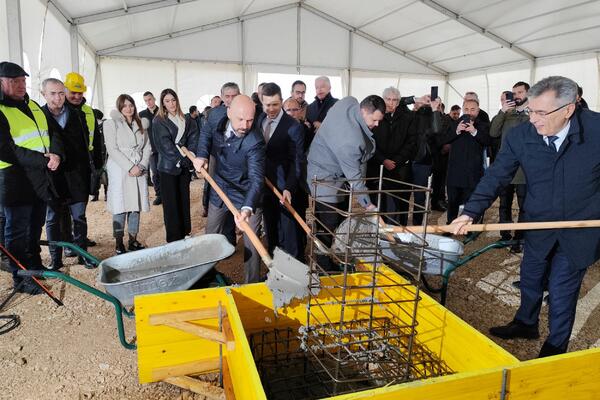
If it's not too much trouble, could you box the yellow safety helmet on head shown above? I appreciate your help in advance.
[64,72,87,93]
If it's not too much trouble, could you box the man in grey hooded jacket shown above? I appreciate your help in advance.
[306,95,385,269]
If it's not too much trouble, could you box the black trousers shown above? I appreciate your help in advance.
[499,183,526,240]
[160,170,191,243]
[431,152,448,204]
[149,153,161,198]
[263,192,302,260]
[446,186,475,224]
[314,200,346,271]
[367,176,411,227]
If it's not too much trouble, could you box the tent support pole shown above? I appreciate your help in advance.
[6,0,23,65]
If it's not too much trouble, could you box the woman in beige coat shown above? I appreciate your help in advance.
[104,94,151,254]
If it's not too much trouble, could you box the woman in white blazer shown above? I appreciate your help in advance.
[103,94,151,254]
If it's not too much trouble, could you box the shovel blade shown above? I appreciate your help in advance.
[266,247,315,310]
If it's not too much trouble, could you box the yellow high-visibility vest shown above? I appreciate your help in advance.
[81,103,95,151]
[0,100,50,169]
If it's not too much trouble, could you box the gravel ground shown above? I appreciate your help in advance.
[0,179,598,399]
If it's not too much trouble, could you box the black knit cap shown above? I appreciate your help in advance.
[0,62,29,78]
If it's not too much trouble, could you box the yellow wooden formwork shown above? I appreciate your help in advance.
[134,266,600,399]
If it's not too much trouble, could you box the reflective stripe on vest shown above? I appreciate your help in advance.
[82,103,95,151]
[0,100,50,169]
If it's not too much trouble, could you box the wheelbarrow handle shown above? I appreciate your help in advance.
[181,147,273,267]
[16,270,45,278]
[384,219,600,234]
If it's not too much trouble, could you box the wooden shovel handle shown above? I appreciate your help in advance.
[265,178,311,234]
[265,178,332,253]
[181,147,272,266]
[385,220,600,234]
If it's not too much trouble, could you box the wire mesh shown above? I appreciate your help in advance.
[251,173,454,399]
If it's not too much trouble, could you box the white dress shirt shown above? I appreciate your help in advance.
[543,121,570,151]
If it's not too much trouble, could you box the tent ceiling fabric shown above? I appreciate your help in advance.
[47,0,600,75]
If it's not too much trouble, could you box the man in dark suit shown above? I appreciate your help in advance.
[192,95,265,283]
[257,83,305,260]
[452,76,600,357]
[443,99,491,224]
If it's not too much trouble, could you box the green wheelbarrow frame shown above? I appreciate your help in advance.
[20,242,228,350]
[419,239,520,305]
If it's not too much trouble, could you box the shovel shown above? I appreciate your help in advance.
[264,178,329,254]
[181,147,314,309]
[382,220,600,235]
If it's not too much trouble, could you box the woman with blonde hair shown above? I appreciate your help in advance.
[153,88,198,242]
[104,94,151,254]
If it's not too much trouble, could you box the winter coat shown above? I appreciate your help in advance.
[307,96,375,207]
[153,113,199,175]
[42,104,92,204]
[104,110,151,214]
[463,108,600,270]
[197,115,265,212]
[443,116,491,188]
[489,109,529,184]
[367,105,416,186]
[0,93,65,206]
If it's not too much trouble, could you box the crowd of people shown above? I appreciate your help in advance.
[0,58,598,357]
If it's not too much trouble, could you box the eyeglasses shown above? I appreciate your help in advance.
[285,108,300,112]
[525,102,572,117]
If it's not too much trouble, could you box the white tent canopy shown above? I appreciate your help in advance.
[2,0,599,113]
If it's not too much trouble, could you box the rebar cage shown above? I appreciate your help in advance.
[249,173,454,399]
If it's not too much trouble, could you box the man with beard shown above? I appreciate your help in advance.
[490,81,530,252]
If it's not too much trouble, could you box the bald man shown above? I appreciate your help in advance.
[192,95,266,283]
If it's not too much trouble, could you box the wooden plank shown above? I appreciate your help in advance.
[164,376,225,400]
[222,357,236,400]
[152,357,221,381]
[148,307,226,325]
[164,321,228,344]
[221,316,236,351]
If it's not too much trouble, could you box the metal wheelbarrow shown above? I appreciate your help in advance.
[18,234,235,349]
[379,234,518,305]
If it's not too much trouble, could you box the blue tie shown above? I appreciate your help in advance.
[547,136,559,151]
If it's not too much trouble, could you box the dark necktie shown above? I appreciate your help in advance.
[547,135,559,151]
[263,119,273,143]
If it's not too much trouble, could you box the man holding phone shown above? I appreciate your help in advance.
[490,82,530,252]
[443,99,491,224]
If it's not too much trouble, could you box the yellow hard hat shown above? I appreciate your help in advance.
[64,72,87,93]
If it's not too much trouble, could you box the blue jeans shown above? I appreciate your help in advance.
[46,201,88,265]
[4,200,47,284]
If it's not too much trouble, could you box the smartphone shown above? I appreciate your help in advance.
[504,91,514,102]
[460,114,471,124]
[430,86,438,101]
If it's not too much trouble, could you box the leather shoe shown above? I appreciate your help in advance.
[78,256,97,269]
[128,240,145,251]
[47,261,63,271]
[152,197,162,206]
[115,242,127,255]
[64,247,77,258]
[16,278,43,295]
[86,238,97,247]
[489,320,539,339]
[538,341,565,358]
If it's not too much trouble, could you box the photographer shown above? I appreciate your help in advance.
[443,99,491,224]
[490,82,530,251]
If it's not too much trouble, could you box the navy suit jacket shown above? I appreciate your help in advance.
[197,105,227,158]
[197,116,265,212]
[462,108,600,270]
[257,112,305,193]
